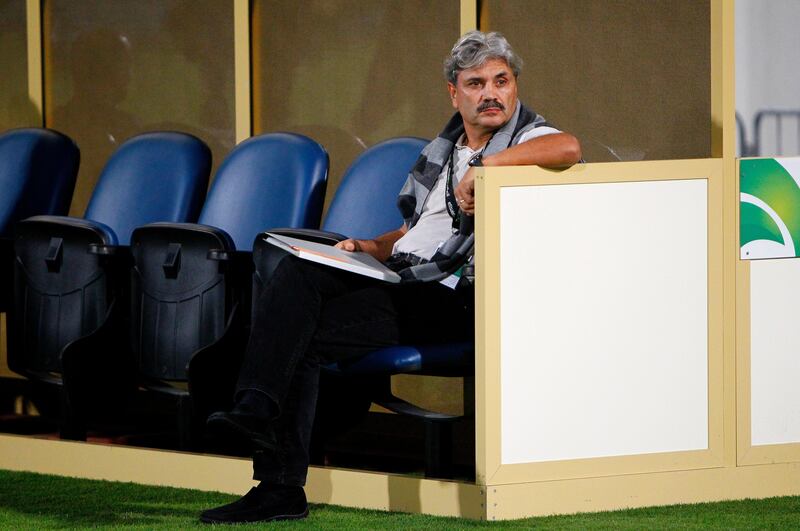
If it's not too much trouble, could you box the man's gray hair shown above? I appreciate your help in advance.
[444,30,523,84]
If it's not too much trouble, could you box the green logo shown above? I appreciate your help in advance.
[740,158,800,260]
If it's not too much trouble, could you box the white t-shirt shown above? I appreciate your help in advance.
[392,126,560,260]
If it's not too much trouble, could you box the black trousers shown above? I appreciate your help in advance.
[235,251,471,486]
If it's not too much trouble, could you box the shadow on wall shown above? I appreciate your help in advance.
[254,0,455,213]
[157,0,235,181]
[48,29,140,216]
[46,0,236,215]
[581,139,646,162]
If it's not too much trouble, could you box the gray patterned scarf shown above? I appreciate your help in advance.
[394,100,550,282]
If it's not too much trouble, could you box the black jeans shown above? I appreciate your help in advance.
[235,251,471,486]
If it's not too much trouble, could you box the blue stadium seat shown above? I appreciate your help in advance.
[7,131,211,438]
[129,132,328,448]
[252,137,473,477]
[0,128,79,311]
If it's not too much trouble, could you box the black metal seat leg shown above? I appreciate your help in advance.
[176,394,195,450]
[424,419,453,479]
[59,384,87,441]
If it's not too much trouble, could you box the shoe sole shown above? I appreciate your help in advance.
[199,506,309,524]
[206,414,276,453]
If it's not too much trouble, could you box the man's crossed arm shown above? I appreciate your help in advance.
[454,132,581,215]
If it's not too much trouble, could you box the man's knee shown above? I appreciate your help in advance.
[255,247,304,287]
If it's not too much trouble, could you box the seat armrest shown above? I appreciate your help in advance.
[132,221,239,272]
[20,215,119,246]
[133,222,236,250]
[263,228,348,246]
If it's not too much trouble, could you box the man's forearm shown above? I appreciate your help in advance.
[357,227,406,262]
[338,225,407,261]
[483,132,582,168]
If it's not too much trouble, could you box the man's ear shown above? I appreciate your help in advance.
[447,82,457,108]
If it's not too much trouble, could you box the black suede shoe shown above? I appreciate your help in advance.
[206,411,277,452]
[200,484,308,524]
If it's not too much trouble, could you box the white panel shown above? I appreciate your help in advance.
[500,179,708,465]
[750,258,800,446]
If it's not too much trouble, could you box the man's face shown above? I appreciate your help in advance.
[448,58,518,137]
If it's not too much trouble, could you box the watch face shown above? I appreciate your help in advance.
[468,153,483,166]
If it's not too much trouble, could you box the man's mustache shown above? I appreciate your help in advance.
[477,100,505,112]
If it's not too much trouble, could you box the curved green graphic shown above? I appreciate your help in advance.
[740,158,800,254]
[740,201,784,246]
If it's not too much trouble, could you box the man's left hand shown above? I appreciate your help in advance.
[454,166,476,215]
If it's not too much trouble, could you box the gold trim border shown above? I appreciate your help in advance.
[26,0,43,123]
[234,0,251,144]
[460,0,478,35]
[710,0,735,160]
[713,0,739,469]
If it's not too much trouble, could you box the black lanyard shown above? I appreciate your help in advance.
[444,136,493,231]
[444,149,461,230]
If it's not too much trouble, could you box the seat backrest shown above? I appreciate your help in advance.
[0,128,79,237]
[198,132,328,250]
[322,137,426,239]
[85,132,211,245]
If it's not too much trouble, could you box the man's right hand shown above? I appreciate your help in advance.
[333,225,407,262]
[454,166,476,215]
[335,239,362,252]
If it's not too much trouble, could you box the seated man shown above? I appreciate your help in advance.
[201,30,581,524]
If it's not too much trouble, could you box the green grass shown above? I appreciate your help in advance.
[1,469,799,529]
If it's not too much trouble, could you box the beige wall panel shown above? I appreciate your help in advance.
[485,0,711,162]
[486,461,800,520]
[0,435,485,519]
[2,433,799,521]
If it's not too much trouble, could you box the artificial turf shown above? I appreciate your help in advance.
[1,469,799,529]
